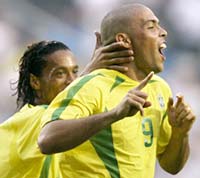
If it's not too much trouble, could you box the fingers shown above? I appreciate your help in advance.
[129,90,148,99]
[135,71,154,91]
[94,31,102,49]
[128,93,147,106]
[176,103,195,121]
[107,65,129,72]
[128,98,144,116]
[168,94,196,131]
[175,94,184,108]
[107,56,134,64]
[105,56,134,72]
[174,95,188,117]
[101,42,130,52]
[102,50,134,59]
[175,110,195,128]
[175,102,187,117]
[168,95,184,113]
[167,97,174,110]
[123,74,153,117]
[143,101,152,108]
[127,90,151,116]
[95,56,134,72]
[185,112,196,122]
[176,107,192,124]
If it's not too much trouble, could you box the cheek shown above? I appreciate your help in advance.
[47,87,61,102]
[51,81,67,94]
[133,36,149,53]
[142,41,157,57]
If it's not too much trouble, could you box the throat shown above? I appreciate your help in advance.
[125,63,148,81]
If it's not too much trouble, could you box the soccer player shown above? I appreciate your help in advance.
[0,36,133,178]
[38,4,196,178]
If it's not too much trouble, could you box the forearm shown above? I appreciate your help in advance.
[158,131,190,174]
[38,110,117,154]
[38,75,153,154]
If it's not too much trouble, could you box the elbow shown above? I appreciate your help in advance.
[166,168,180,175]
[159,161,183,175]
[158,156,184,175]
[38,133,54,155]
[167,161,185,175]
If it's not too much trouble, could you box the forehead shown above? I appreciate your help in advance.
[130,6,159,25]
[45,49,77,68]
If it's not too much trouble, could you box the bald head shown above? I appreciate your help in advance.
[100,3,167,75]
[100,4,152,45]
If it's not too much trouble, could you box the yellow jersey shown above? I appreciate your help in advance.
[42,69,172,178]
[0,104,60,178]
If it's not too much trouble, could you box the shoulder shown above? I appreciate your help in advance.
[19,104,47,115]
[60,69,113,95]
[0,104,47,141]
[150,75,172,98]
[8,104,47,127]
[151,75,171,89]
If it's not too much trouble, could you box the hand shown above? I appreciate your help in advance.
[167,94,196,136]
[80,32,134,76]
[113,72,154,121]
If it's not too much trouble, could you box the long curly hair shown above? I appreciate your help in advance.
[15,40,70,108]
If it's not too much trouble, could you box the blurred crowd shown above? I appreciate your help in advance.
[0,0,200,177]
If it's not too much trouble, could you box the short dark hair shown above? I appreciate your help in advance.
[14,40,70,108]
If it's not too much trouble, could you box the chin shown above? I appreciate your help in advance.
[152,67,163,74]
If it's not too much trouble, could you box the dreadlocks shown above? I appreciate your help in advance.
[16,40,70,108]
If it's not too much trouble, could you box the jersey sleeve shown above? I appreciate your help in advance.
[0,105,48,178]
[41,74,103,128]
[156,77,173,156]
[0,119,14,177]
[156,114,172,155]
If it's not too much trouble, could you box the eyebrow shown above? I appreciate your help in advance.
[53,65,79,71]
[48,65,79,77]
[143,19,160,26]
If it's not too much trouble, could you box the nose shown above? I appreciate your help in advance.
[160,26,168,37]
[66,72,77,84]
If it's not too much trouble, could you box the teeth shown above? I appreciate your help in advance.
[159,43,167,55]
[160,43,167,49]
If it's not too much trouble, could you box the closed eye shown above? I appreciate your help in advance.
[144,19,159,30]
[147,25,154,29]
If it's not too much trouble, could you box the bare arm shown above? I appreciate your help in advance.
[158,95,195,174]
[80,32,134,76]
[39,109,120,154]
[158,130,189,174]
[38,72,154,154]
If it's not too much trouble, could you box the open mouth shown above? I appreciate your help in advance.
[158,43,167,61]
[159,43,167,56]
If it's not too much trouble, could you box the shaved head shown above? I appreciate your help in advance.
[100,4,149,45]
[100,3,167,75]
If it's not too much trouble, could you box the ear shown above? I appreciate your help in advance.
[30,73,40,90]
[115,33,132,48]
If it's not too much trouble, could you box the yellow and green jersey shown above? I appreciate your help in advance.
[42,69,172,178]
[0,104,60,178]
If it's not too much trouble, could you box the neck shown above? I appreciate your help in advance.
[34,92,48,105]
[123,62,149,81]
